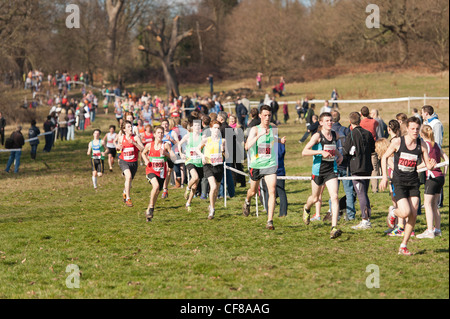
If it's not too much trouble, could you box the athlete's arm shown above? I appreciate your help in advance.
[166,143,178,162]
[223,139,229,160]
[141,144,151,166]
[133,135,145,151]
[196,138,207,164]
[421,140,436,171]
[245,126,266,151]
[177,135,188,159]
[87,141,92,156]
[380,137,400,191]
[440,148,449,176]
[301,133,331,158]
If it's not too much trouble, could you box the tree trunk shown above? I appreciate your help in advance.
[104,0,125,82]
[161,57,179,99]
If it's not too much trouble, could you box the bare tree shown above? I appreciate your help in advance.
[138,16,193,98]
[105,0,126,81]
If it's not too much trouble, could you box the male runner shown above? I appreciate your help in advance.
[301,112,343,239]
[242,105,286,230]
[87,129,106,190]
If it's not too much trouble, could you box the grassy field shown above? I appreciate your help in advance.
[0,71,448,299]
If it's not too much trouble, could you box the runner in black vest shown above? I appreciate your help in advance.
[380,117,435,256]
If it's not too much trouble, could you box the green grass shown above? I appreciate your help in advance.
[0,71,448,299]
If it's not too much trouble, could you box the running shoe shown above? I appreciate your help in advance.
[387,206,397,229]
[122,192,127,203]
[208,206,215,220]
[303,206,311,225]
[200,194,207,200]
[388,226,404,237]
[310,215,321,222]
[242,201,250,217]
[434,228,442,237]
[186,204,192,212]
[161,189,168,199]
[398,247,412,256]
[416,229,435,239]
[351,220,372,230]
[125,199,133,207]
[146,210,153,222]
[330,227,342,239]
[266,220,275,230]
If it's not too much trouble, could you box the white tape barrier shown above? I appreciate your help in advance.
[25,131,54,143]
[0,149,22,152]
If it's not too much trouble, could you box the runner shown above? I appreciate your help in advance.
[416,124,448,239]
[160,118,180,199]
[103,125,117,172]
[178,120,203,212]
[87,129,106,190]
[141,126,177,222]
[117,120,145,207]
[242,105,287,230]
[301,112,344,239]
[380,117,436,255]
[196,120,228,220]
[140,124,154,146]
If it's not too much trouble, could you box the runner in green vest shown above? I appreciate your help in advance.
[242,105,286,230]
[177,120,203,212]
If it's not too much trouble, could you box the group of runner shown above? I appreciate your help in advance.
[86,104,447,256]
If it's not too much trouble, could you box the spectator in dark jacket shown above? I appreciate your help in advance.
[299,114,318,143]
[217,111,235,198]
[29,120,41,160]
[0,112,6,146]
[235,100,248,129]
[247,108,261,129]
[343,112,375,230]
[5,126,25,173]
[43,115,55,152]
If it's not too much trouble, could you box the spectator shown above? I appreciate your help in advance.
[28,120,40,160]
[320,100,332,114]
[0,112,6,146]
[360,106,380,193]
[235,99,248,129]
[207,74,214,95]
[343,112,376,229]
[299,114,319,143]
[58,108,68,141]
[396,113,408,136]
[412,108,422,124]
[283,102,289,124]
[421,105,444,148]
[370,109,388,139]
[270,97,279,124]
[331,88,339,109]
[330,110,356,221]
[217,111,235,199]
[43,115,55,152]
[67,109,75,141]
[5,126,25,173]
[295,100,303,123]
[256,72,262,89]
[247,108,261,130]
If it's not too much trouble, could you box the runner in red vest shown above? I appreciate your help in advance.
[117,120,145,207]
[142,126,176,221]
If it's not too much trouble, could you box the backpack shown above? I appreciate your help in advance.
[5,134,14,149]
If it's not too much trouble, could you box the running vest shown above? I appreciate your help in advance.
[91,140,105,160]
[142,132,154,145]
[106,132,117,149]
[119,135,139,162]
[312,131,338,176]
[203,137,223,166]
[392,136,422,186]
[145,142,167,178]
[162,130,175,147]
[185,132,203,167]
[425,141,443,179]
[248,125,277,169]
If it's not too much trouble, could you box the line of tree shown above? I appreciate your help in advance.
[1,0,448,98]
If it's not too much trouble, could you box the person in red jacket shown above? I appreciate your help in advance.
[360,106,379,193]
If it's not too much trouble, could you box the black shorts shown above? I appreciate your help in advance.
[119,159,138,179]
[392,183,420,202]
[167,159,174,169]
[91,159,104,174]
[147,173,165,191]
[107,147,117,158]
[424,176,445,195]
[249,166,277,182]
[312,173,338,186]
[203,164,224,183]
[186,164,204,181]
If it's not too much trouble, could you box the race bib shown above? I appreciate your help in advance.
[258,143,271,159]
[398,152,418,172]
[151,158,165,172]
[189,150,201,160]
[210,153,223,166]
[323,144,336,162]
[123,147,135,161]
[92,151,101,159]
